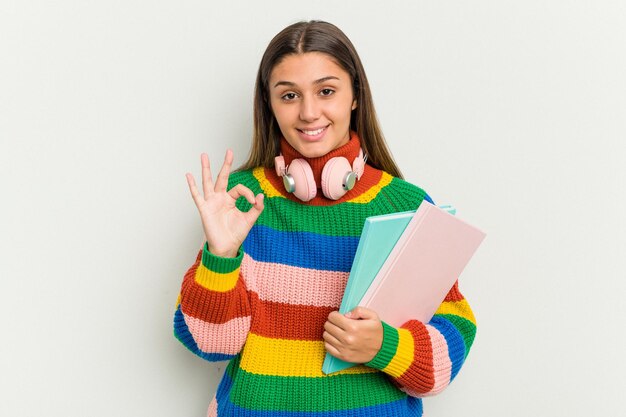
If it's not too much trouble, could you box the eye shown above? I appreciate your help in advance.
[320,88,335,96]
[281,92,298,101]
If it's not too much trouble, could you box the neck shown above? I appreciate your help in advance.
[279,131,361,187]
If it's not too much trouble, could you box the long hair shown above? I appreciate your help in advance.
[239,20,403,179]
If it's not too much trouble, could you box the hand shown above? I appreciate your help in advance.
[185,150,264,258]
[323,307,383,364]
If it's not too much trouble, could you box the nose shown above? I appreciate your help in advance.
[299,96,321,122]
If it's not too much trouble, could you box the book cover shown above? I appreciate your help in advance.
[322,203,484,374]
[359,203,485,326]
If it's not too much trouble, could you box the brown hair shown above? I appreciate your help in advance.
[239,20,403,179]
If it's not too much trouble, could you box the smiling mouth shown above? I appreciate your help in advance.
[298,126,328,136]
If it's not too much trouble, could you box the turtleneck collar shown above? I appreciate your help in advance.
[279,131,362,188]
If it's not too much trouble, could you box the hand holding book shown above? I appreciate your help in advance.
[323,307,383,364]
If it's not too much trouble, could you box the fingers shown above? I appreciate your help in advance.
[323,318,354,361]
[243,193,265,225]
[325,308,378,338]
[323,326,342,346]
[327,311,350,329]
[324,339,342,359]
[228,184,256,205]
[323,329,343,358]
[324,315,350,346]
[185,173,203,206]
[198,150,233,198]
[215,149,233,192]
[227,185,265,224]
[324,318,344,339]
[346,306,378,320]
[200,153,214,199]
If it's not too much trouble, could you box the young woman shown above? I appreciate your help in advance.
[174,20,476,417]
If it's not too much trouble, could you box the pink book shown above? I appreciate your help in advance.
[359,202,485,327]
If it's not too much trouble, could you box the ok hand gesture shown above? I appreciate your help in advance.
[186,150,264,258]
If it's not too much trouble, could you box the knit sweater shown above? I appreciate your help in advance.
[174,136,477,416]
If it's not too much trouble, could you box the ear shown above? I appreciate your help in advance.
[351,99,358,110]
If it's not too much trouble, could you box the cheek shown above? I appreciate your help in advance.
[328,102,354,124]
[272,109,297,139]
[272,105,296,126]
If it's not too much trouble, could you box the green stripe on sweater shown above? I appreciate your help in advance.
[228,368,406,411]
[366,321,399,370]
[200,243,243,273]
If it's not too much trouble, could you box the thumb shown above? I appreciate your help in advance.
[346,306,377,320]
[244,193,265,223]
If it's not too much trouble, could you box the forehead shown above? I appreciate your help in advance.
[269,52,350,85]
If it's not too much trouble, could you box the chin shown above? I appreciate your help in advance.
[295,144,332,159]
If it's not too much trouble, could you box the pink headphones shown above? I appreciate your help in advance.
[274,150,366,202]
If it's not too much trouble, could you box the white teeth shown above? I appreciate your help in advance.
[302,127,325,136]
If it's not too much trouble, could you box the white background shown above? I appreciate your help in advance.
[1,1,625,416]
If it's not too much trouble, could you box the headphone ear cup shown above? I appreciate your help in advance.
[288,158,317,202]
[352,149,365,179]
[274,155,286,176]
[321,157,352,200]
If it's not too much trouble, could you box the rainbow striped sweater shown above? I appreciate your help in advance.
[174,139,477,416]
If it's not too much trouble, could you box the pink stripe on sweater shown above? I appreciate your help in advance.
[183,313,251,355]
[207,398,217,417]
[241,254,348,308]
[425,325,453,396]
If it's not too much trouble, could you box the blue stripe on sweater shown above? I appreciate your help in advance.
[244,225,359,272]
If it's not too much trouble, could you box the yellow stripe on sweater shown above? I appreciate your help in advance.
[253,167,286,199]
[435,299,476,325]
[346,172,393,203]
[194,262,239,292]
[240,333,376,377]
[382,328,414,378]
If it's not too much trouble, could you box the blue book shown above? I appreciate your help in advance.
[322,205,456,374]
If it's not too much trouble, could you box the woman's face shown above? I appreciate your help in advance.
[268,52,357,158]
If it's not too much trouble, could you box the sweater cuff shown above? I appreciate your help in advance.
[366,321,399,370]
[201,242,243,272]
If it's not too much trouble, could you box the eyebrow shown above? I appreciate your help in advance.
[273,76,340,88]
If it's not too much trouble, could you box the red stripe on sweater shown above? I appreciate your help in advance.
[179,254,251,324]
[249,297,335,340]
[443,281,465,302]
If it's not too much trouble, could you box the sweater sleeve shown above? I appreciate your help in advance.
[365,281,476,397]
[173,243,252,361]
